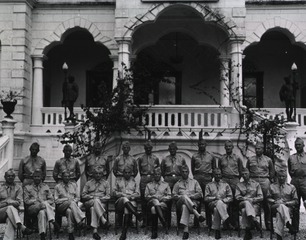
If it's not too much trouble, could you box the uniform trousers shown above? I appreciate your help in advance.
[0,205,23,240]
[209,200,229,230]
[239,200,260,229]
[56,201,85,233]
[84,198,106,228]
[271,204,292,237]
[27,201,55,234]
[176,195,200,226]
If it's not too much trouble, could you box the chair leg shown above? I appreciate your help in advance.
[270,214,273,240]
[49,221,52,240]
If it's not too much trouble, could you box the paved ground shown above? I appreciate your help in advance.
[1,211,306,240]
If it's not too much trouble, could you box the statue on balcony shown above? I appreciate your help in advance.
[62,75,79,120]
[279,76,295,121]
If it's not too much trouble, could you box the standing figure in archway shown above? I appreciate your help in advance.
[62,75,79,120]
[279,77,294,121]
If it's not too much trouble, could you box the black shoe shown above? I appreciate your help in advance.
[102,221,112,230]
[182,232,189,240]
[22,228,34,235]
[136,213,143,222]
[151,231,158,239]
[40,232,46,240]
[276,233,282,240]
[253,220,261,231]
[215,230,221,239]
[119,231,127,240]
[93,232,101,240]
[243,229,252,240]
[198,215,205,223]
[68,233,75,240]
[286,222,297,234]
[53,221,61,233]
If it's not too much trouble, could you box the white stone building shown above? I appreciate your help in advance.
[0,0,305,180]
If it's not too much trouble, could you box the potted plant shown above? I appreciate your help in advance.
[0,89,23,119]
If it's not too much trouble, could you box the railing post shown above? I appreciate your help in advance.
[1,118,17,169]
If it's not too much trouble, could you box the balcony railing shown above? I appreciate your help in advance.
[39,106,306,133]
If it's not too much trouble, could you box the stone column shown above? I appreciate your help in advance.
[219,56,230,106]
[110,55,119,89]
[31,55,45,126]
[1,118,17,169]
[229,37,245,106]
[115,37,131,75]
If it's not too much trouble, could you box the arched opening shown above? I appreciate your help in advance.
[243,29,306,108]
[131,5,228,105]
[43,27,113,108]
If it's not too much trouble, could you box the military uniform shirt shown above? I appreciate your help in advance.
[138,154,160,176]
[113,154,138,177]
[204,180,233,204]
[54,181,79,205]
[24,182,54,206]
[82,179,110,200]
[172,178,203,200]
[0,182,22,208]
[145,179,171,201]
[288,152,306,178]
[191,151,215,175]
[53,157,81,182]
[161,154,186,177]
[218,153,243,178]
[18,156,46,181]
[235,179,263,203]
[114,177,140,198]
[246,155,275,179]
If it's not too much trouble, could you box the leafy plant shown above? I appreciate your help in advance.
[58,64,158,157]
[0,88,24,102]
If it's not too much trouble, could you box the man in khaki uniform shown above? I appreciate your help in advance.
[113,141,138,178]
[267,170,298,240]
[205,168,233,240]
[114,168,142,240]
[54,171,86,240]
[138,140,160,227]
[246,142,275,230]
[288,137,306,232]
[85,141,110,180]
[217,140,243,229]
[235,168,263,240]
[53,144,81,183]
[82,168,110,240]
[173,165,205,240]
[191,139,216,227]
[161,141,187,189]
[24,169,57,240]
[145,167,171,239]
[0,169,33,240]
[18,142,46,186]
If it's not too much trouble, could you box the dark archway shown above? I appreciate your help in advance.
[43,28,113,107]
[243,29,306,108]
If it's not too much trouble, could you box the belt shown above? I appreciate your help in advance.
[223,175,239,179]
[251,176,269,179]
[165,174,178,177]
[141,174,152,177]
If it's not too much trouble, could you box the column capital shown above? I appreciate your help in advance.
[31,54,47,61]
[114,36,132,44]
[219,55,231,62]
[229,35,246,44]
[109,54,119,61]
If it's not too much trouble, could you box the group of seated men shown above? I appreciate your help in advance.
[1,137,304,240]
